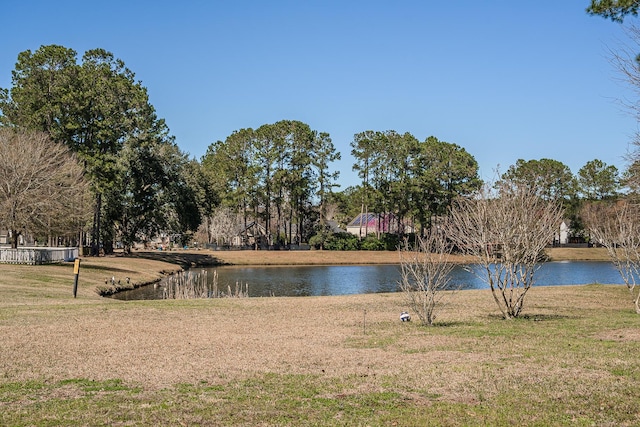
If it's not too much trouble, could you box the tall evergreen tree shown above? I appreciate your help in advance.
[500,158,577,203]
[577,159,620,200]
[0,45,184,254]
[312,131,341,227]
[587,0,639,22]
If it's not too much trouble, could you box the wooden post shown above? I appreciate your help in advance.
[363,309,367,335]
[73,258,81,298]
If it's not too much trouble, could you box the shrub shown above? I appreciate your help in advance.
[359,233,402,251]
[380,233,401,251]
[324,232,360,250]
[399,233,457,326]
[308,233,326,250]
[360,235,385,251]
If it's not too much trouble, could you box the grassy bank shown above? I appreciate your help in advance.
[206,246,612,265]
[1,247,638,426]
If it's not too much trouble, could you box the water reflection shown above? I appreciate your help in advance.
[111,261,625,301]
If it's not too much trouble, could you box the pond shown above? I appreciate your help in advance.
[110,261,625,300]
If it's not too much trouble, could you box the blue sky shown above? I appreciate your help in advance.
[1,1,637,188]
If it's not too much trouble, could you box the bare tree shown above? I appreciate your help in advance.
[208,207,240,247]
[0,129,90,248]
[447,182,564,319]
[398,230,457,326]
[608,25,640,190]
[582,200,640,314]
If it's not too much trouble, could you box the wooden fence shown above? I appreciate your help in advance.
[0,247,78,265]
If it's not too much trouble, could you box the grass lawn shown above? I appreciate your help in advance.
[1,248,638,426]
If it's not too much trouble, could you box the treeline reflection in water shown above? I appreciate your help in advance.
[110,261,625,301]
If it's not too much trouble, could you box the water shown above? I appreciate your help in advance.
[110,261,625,300]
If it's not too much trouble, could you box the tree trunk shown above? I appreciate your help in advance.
[288,211,293,246]
[206,216,212,244]
[91,193,102,256]
[10,229,20,249]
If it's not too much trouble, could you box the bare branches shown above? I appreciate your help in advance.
[447,183,564,319]
[0,128,90,247]
[607,25,640,189]
[398,230,457,326]
[207,207,241,246]
[583,200,640,313]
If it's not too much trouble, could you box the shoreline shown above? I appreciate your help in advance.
[93,246,612,296]
[162,246,612,267]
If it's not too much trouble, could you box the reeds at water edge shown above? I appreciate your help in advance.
[162,270,249,299]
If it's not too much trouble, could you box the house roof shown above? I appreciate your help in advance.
[347,213,378,227]
[326,220,344,233]
[347,213,398,227]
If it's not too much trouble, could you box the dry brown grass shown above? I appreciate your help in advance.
[1,247,637,426]
[0,254,182,305]
[0,284,629,395]
[546,246,611,261]
[207,248,408,265]
[146,246,610,266]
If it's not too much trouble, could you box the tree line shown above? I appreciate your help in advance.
[0,43,631,253]
[200,121,340,248]
[0,45,200,253]
[1,2,639,322]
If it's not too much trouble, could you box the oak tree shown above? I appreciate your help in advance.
[1,45,178,254]
[0,129,90,248]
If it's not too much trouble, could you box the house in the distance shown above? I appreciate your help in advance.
[232,221,268,248]
[558,220,570,245]
[554,219,583,245]
[346,213,397,238]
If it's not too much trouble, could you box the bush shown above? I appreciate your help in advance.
[359,233,402,251]
[308,233,326,250]
[310,232,406,251]
[381,233,402,251]
[360,235,385,251]
[324,232,360,251]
